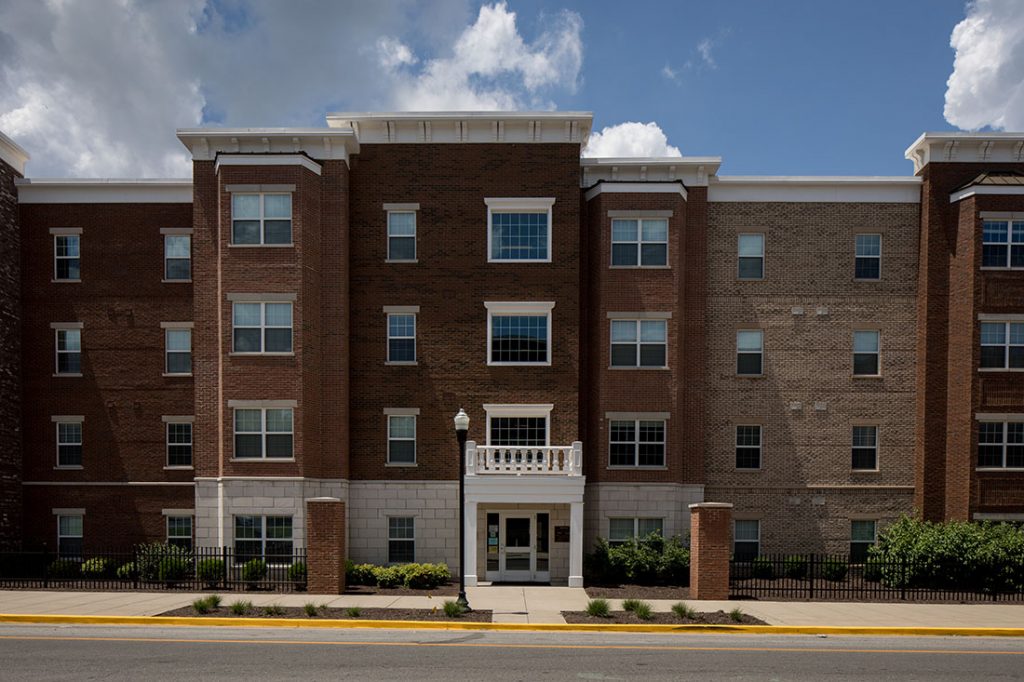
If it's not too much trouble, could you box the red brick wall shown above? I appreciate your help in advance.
[689,503,731,600]
[306,498,346,594]
[0,157,23,549]
[346,143,582,480]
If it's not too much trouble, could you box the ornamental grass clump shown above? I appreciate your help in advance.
[585,598,610,618]
[442,600,464,618]
[229,600,253,616]
[671,602,696,620]
[729,607,744,623]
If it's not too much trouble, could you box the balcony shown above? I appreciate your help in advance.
[465,441,583,476]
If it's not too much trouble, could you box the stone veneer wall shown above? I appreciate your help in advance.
[583,483,704,552]
[0,156,22,549]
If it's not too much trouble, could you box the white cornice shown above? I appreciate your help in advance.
[584,181,687,201]
[950,185,1024,203]
[15,178,192,204]
[176,128,358,164]
[0,130,29,175]
[328,111,592,145]
[905,132,1024,173]
[581,157,720,187]
[708,176,921,203]
[214,154,322,176]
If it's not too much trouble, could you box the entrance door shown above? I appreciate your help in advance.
[501,516,533,581]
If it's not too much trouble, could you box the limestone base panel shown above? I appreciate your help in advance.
[583,483,705,551]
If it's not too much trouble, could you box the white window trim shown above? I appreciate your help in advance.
[607,517,664,544]
[735,424,763,471]
[979,320,1024,372]
[733,518,761,550]
[607,418,667,469]
[485,197,555,264]
[609,216,670,269]
[485,301,554,366]
[231,406,295,461]
[980,218,1024,270]
[54,418,83,470]
[52,324,83,377]
[851,424,880,472]
[232,515,295,564]
[852,330,882,378]
[609,318,669,370]
[230,301,295,356]
[975,419,1024,471]
[736,329,764,377]
[51,230,82,283]
[386,413,417,467]
[166,515,193,546]
[56,513,83,554]
[483,404,553,446]
[386,207,418,263]
[386,311,417,365]
[163,324,193,377]
[230,192,294,247]
[850,519,878,545]
[165,419,194,470]
[387,516,416,564]
[162,231,192,282]
[854,233,882,281]
[737,232,765,280]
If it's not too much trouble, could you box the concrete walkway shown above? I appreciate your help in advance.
[1,588,1023,628]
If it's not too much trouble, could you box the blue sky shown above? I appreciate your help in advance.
[1,0,1019,178]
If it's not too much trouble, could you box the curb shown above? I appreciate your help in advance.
[1,614,1023,637]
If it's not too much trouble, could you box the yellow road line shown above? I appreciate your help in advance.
[0,633,1022,656]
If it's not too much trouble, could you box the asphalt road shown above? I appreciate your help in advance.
[0,624,1022,681]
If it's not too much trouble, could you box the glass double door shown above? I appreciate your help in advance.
[486,512,550,583]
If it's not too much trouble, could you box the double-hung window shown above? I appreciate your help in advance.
[850,520,877,563]
[388,517,415,563]
[232,301,293,354]
[982,219,1024,269]
[53,325,82,375]
[978,420,1024,469]
[233,406,294,459]
[611,218,668,267]
[608,518,663,546]
[733,520,760,561]
[164,325,192,375]
[486,405,552,447]
[387,412,417,465]
[165,419,193,468]
[57,514,83,558]
[53,231,81,281]
[486,302,553,365]
[163,230,192,281]
[387,209,417,261]
[736,330,763,376]
[234,515,293,563]
[232,193,292,245]
[55,418,83,468]
[738,233,764,279]
[855,234,881,280]
[980,321,1024,370]
[735,425,762,469]
[852,425,879,470]
[167,516,193,550]
[609,418,666,468]
[386,310,417,363]
[486,198,554,262]
[610,318,667,368]
[853,331,880,376]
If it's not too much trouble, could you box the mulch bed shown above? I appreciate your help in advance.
[343,582,459,596]
[585,584,691,600]
[563,610,766,625]
[160,605,492,622]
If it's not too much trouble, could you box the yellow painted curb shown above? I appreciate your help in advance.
[1,614,1023,637]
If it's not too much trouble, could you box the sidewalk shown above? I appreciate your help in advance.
[1,588,1023,628]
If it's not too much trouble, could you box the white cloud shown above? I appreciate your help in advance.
[583,122,682,158]
[944,0,1024,130]
[381,2,583,110]
[661,64,680,83]
[697,38,716,68]
[376,37,417,71]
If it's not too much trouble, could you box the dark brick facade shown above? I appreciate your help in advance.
[0,156,22,549]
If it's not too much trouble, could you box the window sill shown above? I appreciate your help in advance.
[487,259,552,264]
[164,466,194,471]
[976,467,1024,472]
[228,243,295,248]
[736,374,764,379]
[230,458,296,463]
[734,467,763,472]
[980,267,1024,271]
[978,368,1024,372]
[54,466,83,470]
[489,362,552,367]
[851,469,880,473]
[852,375,883,380]
[608,366,670,371]
[162,279,192,284]
[385,361,418,366]
[609,265,671,270]
[52,373,83,378]
[385,462,419,468]
[51,279,81,284]
[607,465,668,471]
[853,278,881,282]
[736,278,765,282]
[386,259,418,264]
[229,352,295,357]
[162,373,193,378]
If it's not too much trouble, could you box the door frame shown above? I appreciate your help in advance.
[485,510,551,583]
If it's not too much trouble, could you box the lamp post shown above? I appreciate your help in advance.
[453,408,471,611]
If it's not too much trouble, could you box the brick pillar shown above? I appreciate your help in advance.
[689,502,733,600]
[306,497,346,594]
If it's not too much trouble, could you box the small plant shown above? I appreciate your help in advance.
[208,594,222,608]
[346,606,362,618]
[402,563,451,590]
[631,601,653,620]
[585,598,610,618]
[729,607,744,623]
[241,559,267,587]
[303,602,319,617]
[442,600,464,618]
[288,561,307,587]
[783,556,808,580]
[671,602,696,620]
[621,598,643,613]
[135,543,192,583]
[197,558,225,587]
[47,559,81,579]
[229,600,253,616]
[751,556,774,580]
[158,556,192,584]
[192,595,220,614]
[822,558,849,582]
[345,561,377,586]
[263,604,285,617]
[373,565,403,588]
[80,557,111,578]
[115,562,137,581]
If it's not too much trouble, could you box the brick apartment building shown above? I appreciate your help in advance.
[0,113,1021,587]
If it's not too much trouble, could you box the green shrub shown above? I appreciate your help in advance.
[197,558,225,586]
[658,538,691,586]
[631,601,653,621]
[783,556,807,580]
[158,556,192,583]
[373,565,403,588]
[345,561,377,586]
[303,602,318,617]
[729,607,744,623]
[287,561,307,585]
[192,596,219,614]
[208,594,222,608]
[621,598,643,613]
[585,598,610,618]
[402,563,450,590]
[346,606,361,618]
[584,533,690,586]
[671,602,696,620]
[442,600,464,618]
[229,600,252,616]
[822,558,848,582]
[751,556,774,580]
[863,556,884,582]
[80,557,112,578]
[135,543,192,583]
[115,562,137,581]
[47,558,80,579]
[241,559,267,586]
[263,604,285,617]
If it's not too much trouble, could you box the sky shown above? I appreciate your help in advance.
[0,0,1022,178]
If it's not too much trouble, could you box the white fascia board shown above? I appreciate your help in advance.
[950,185,1024,203]
[16,178,192,204]
[465,474,586,504]
[584,182,687,201]
[330,112,593,144]
[484,197,556,210]
[581,158,719,187]
[176,128,358,163]
[0,130,30,175]
[709,176,922,203]
[905,132,1024,173]
[215,154,322,176]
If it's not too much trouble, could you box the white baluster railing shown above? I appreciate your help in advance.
[468,442,583,476]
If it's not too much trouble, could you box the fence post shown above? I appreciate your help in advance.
[808,554,815,600]
[42,546,50,589]
[222,546,229,588]
[688,503,733,600]
[899,556,907,601]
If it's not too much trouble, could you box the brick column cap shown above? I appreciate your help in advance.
[689,502,733,510]
[306,497,342,503]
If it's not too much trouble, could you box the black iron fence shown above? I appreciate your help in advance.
[0,545,307,592]
[730,554,1024,602]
